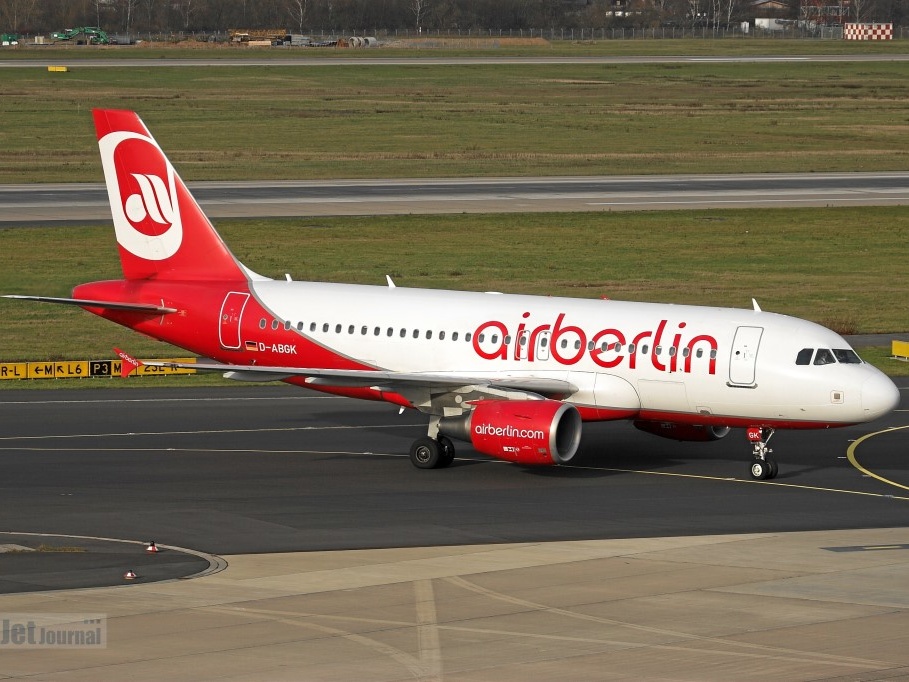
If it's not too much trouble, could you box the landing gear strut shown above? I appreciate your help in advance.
[409,435,455,469]
[747,426,778,480]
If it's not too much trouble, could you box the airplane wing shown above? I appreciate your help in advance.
[143,359,578,400]
[2,295,177,314]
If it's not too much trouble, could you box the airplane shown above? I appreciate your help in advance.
[4,109,900,479]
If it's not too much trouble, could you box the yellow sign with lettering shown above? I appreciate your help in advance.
[0,358,197,380]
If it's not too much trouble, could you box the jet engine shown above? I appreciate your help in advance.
[633,421,731,442]
[439,399,582,465]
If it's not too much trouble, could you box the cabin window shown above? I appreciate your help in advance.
[627,343,635,354]
[668,347,677,357]
[519,335,526,346]
[560,339,568,349]
[452,332,458,341]
[574,340,581,350]
[361,326,368,335]
[259,318,266,329]
[426,330,433,340]
[833,349,862,364]
[296,321,304,331]
[641,344,649,354]
[655,346,662,356]
[334,324,341,334]
[374,327,380,336]
[710,349,717,359]
[439,331,446,340]
[479,334,485,343]
[400,328,407,338]
[348,325,355,334]
[796,348,813,365]
[321,323,328,333]
[387,327,393,337]
[682,347,690,358]
[696,348,703,358]
[284,320,292,331]
[491,335,499,344]
[814,348,836,365]
[465,333,472,342]
[413,329,420,339]
[271,320,280,330]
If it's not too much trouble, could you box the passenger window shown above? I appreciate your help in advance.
[452,332,459,341]
[668,347,676,357]
[641,344,649,354]
[814,349,836,365]
[259,318,266,329]
[374,327,380,336]
[696,348,703,358]
[322,323,329,333]
[833,349,862,364]
[284,320,292,331]
[574,340,581,350]
[297,321,304,331]
[335,324,342,333]
[439,331,445,340]
[361,326,368,335]
[465,333,471,342]
[348,325,355,334]
[387,328,393,337]
[541,337,548,347]
[655,346,662,356]
[271,320,279,330]
[400,328,406,338]
[560,339,568,349]
[491,335,498,344]
[796,348,813,365]
[479,334,486,343]
[426,330,432,340]
[628,343,636,354]
[682,347,690,357]
[710,349,717,359]
[413,329,419,339]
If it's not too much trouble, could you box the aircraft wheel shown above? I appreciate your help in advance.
[438,436,456,468]
[767,459,779,479]
[750,459,770,481]
[410,437,442,469]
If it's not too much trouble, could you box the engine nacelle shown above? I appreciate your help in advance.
[439,399,582,465]
[633,420,731,442]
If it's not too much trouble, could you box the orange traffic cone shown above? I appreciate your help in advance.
[123,570,138,580]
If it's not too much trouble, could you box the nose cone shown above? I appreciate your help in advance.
[862,372,901,421]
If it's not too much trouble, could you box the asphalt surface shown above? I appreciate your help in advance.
[1,380,906,591]
[3,172,909,224]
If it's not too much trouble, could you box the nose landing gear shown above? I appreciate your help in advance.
[747,426,778,480]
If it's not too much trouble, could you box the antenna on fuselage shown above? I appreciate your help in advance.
[752,298,762,312]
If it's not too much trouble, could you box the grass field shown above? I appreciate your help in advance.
[1,45,906,383]
[1,208,906,373]
[3,58,909,181]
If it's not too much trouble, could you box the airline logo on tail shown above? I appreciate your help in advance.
[98,130,183,261]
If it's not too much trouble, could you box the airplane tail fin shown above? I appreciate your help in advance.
[93,109,246,282]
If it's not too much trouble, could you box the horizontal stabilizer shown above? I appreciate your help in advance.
[3,295,177,314]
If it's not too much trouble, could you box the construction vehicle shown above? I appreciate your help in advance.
[51,27,110,45]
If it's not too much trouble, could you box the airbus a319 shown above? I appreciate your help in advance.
[5,110,900,479]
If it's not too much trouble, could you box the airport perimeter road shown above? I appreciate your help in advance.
[3,172,909,224]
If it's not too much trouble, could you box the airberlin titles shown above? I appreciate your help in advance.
[471,313,718,374]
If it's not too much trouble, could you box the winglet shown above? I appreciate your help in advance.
[114,347,141,378]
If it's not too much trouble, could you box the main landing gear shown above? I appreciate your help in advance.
[409,435,456,469]
[747,426,778,480]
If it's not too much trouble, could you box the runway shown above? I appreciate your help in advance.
[3,172,909,224]
[0,382,907,679]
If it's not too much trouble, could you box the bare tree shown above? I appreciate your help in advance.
[286,0,307,32]
[0,0,40,31]
[412,0,431,30]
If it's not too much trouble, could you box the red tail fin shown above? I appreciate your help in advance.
[93,109,246,282]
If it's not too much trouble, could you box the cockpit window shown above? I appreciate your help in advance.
[796,348,813,365]
[813,348,836,365]
[833,348,862,364]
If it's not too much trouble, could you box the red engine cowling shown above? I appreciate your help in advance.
[633,420,731,442]
[440,399,582,465]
